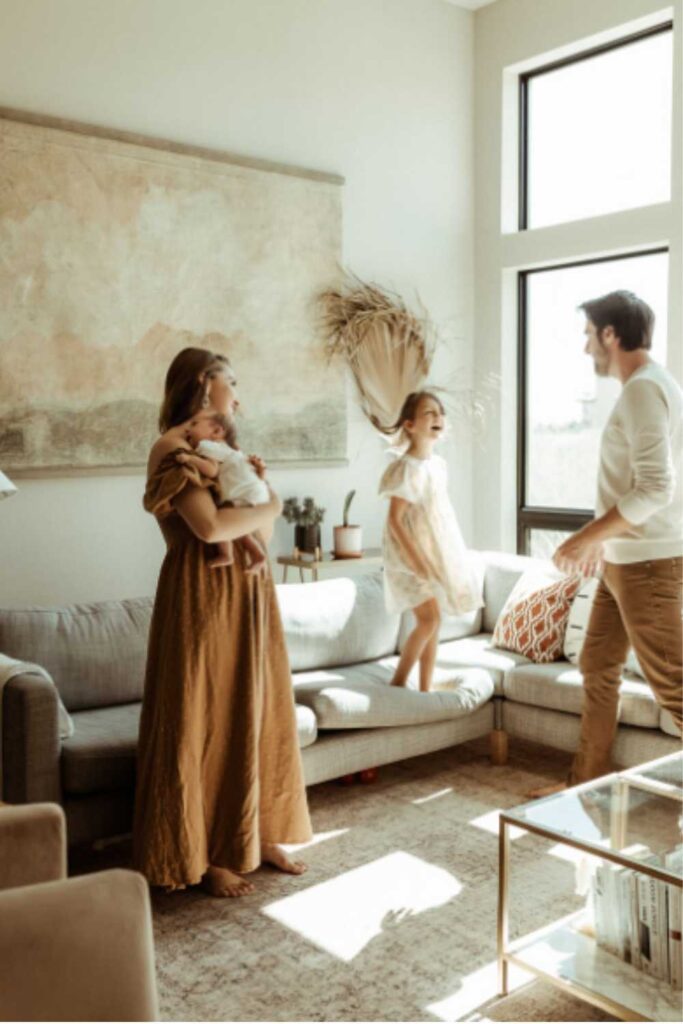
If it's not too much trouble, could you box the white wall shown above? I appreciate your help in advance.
[0,0,475,606]
[473,0,682,552]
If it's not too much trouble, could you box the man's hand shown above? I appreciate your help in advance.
[249,454,267,479]
[553,531,604,577]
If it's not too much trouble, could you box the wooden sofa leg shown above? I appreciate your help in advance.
[490,729,508,766]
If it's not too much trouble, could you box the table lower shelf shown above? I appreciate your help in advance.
[505,915,682,1022]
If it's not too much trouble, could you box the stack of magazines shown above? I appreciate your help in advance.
[590,843,682,989]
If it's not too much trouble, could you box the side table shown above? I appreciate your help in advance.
[276,548,382,583]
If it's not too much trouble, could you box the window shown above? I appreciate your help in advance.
[518,249,669,553]
[520,24,673,230]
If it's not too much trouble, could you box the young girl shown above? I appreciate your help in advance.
[379,390,483,692]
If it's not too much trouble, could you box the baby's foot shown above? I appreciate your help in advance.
[261,843,307,875]
[208,552,235,568]
[202,865,254,898]
[244,551,267,576]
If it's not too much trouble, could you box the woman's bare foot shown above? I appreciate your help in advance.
[202,865,255,898]
[261,843,307,875]
[526,781,567,800]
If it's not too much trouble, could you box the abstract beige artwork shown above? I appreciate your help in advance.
[0,112,345,472]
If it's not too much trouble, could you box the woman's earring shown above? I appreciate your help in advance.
[202,392,210,408]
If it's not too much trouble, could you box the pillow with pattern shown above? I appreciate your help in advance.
[492,572,581,663]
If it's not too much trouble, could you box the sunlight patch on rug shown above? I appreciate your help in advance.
[469,809,527,840]
[262,851,461,962]
[283,828,350,853]
[412,787,453,805]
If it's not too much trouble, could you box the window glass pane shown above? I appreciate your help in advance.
[526,31,672,229]
[524,251,668,510]
[527,529,572,560]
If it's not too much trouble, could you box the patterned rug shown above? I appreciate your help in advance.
[78,740,617,1022]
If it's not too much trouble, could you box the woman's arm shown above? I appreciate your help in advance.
[388,497,430,578]
[174,484,281,544]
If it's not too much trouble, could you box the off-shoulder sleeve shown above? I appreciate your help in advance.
[378,457,423,503]
[143,449,216,519]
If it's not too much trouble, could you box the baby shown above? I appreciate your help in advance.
[177,411,268,571]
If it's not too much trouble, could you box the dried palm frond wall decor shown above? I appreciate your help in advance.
[320,273,436,437]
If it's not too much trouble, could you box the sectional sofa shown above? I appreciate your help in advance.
[1,550,677,846]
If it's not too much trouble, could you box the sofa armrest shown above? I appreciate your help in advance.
[2,673,61,804]
[0,803,66,891]
[0,869,159,1021]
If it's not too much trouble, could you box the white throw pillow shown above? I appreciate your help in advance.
[563,577,645,678]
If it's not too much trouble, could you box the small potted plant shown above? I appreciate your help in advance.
[282,496,325,555]
[333,490,363,558]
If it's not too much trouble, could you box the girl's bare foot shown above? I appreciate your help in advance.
[390,678,407,687]
[202,865,254,898]
[261,843,307,875]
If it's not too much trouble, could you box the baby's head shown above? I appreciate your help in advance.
[391,390,446,444]
[185,411,236,449]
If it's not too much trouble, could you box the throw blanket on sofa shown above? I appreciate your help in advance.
[0,654,74,798]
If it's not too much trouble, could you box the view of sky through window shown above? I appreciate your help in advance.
[526,30,673,229]
[525,251,669,510]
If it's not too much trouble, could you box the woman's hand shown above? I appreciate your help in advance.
[249,454,267,480]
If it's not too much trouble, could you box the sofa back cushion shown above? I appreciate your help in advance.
[0,597,153,711]
[276,571,400,672]
[481,550,552,633]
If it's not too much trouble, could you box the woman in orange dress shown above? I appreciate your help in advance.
[133,348,312,897]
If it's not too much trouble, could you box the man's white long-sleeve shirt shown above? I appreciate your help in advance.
[597,361,682,564]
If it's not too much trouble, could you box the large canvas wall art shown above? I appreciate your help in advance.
[0,111,345,473]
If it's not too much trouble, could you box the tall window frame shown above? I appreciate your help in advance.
[518,20,674,232]
[516,246,669,555]
[514,20,674,555]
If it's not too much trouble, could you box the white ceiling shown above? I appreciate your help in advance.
[444,0,499,10]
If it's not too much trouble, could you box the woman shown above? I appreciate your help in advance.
[133,348,312,897]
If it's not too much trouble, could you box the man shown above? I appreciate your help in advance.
[541,290,682,792]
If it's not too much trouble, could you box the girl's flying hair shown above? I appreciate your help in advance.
[379,390,445,439]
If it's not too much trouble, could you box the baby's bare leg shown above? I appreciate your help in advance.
[241,533,266,572]
[208,539,235,568]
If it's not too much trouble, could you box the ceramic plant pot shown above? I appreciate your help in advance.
[294,524,321,555]
[333,525,363,558]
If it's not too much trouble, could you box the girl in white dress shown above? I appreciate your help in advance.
[379,391,483,692]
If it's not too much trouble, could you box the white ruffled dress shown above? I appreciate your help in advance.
[379,452,483,617]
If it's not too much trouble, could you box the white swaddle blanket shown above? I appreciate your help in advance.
[0,653,74,798]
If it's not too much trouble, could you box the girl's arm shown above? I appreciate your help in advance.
[174,484,282,544]
[388,497,431,578]
[176,450,219,479]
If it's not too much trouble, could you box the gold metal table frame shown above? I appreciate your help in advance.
[497,753,683,1022]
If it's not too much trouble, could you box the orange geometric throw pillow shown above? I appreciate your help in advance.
[492,574,581,664]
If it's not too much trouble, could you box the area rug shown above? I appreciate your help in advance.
[80,740,616,1022]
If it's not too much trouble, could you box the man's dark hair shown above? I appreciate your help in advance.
[578,290,654,352]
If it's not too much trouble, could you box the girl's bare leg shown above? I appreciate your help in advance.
[419,628,439,692]
[391,599,440,687]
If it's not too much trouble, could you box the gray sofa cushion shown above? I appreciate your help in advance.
[62,703,142,795]
[481,551,549,633]
[277,571,400,672]
[435,633,532,694]
[295,704,318,749]
[503,663,661,728]
[0,598,153,711]
[63,699,318,796]
[293,661,493,729]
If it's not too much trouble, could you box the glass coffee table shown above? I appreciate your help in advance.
[498,753,683,1021]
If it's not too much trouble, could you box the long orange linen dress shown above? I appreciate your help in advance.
[133,453,312,888]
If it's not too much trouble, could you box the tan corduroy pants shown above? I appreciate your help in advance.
[569,556,682,785]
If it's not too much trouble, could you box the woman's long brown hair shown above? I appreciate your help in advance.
[158,348,231,432]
